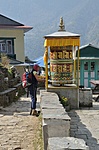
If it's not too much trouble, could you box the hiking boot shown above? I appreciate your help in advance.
[30,108,32,115]
[32,109,38,116]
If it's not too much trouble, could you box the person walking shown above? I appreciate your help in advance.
[29,64,45,116]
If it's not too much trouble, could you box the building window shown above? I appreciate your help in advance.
[84,62,88,70]
[0,39,14,54]
[91,62,95,71]
[6,40,12,54]
[0,43,6,52]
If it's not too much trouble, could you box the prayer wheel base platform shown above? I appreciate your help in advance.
[47,84,79,109]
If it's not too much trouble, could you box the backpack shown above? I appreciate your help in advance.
[22,71,32,88]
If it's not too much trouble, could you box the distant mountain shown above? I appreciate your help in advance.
[0,0,99,60]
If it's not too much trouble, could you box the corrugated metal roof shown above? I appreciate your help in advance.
[80,43,99,50]
[0,14,33,33]
[0,57,31,67]
[0,57,23,65]
[34,56,50,67]
[14,62,30,66]
[0,14,24,26]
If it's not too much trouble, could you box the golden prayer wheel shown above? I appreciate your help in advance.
[50,46,74,85]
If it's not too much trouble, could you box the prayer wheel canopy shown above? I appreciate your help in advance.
[44,32,80,47]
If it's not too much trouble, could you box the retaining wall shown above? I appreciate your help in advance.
[40,90,89,150]
[0,83,25,107]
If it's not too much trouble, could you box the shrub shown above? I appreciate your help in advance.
[60,96,69,107]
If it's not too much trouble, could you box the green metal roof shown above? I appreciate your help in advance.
[77,44,99,57]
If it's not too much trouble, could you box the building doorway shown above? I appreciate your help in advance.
[80,60,99,88]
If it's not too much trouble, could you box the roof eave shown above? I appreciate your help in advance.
[44,32,80,38]
[0,26,33,33]
[44,35,80,38]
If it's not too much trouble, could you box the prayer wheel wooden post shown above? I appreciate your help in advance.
[44,17,80,89]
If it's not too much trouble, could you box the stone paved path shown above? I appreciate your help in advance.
[1,91,99,150]
[68,100,99,150]
[0,94,42,150]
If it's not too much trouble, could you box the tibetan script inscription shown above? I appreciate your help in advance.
[50,50,72,59]
[50,63,73,73]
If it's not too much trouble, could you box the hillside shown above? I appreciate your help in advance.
[0,0,99,59]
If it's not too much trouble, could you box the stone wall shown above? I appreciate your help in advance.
[40,90,71,150]
[79,88,92,107]
[0,67,9,92]
[0,64,25,107]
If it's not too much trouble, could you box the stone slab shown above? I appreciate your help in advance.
[0,88,16,95]
[41,102,63,109]
[43,116,70,138]
[41,95,60,104]
[42,108,70,120]
[48,137,89,150]
[40,91,63,109]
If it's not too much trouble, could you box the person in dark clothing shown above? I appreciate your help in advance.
[29,64,45,116]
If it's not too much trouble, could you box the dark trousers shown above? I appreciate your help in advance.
[29,85,37,109]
